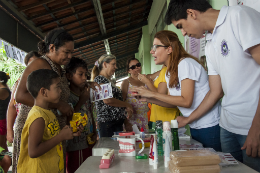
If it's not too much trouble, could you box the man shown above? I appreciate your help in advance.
[165,0,260,171]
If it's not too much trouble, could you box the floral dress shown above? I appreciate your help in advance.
[12,55,70,173]
[126,81,149,132]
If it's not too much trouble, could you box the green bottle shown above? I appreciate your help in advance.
[156,120,164,156]
[171,120,180,150]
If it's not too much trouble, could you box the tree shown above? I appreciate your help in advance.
[0,44,25,89]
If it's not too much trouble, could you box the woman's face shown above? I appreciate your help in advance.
[150,38,169,65]
[128,59,141,76]
[104,59,117,77]
[53,41,74,66]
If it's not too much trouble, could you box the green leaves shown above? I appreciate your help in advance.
[0,44,25,89]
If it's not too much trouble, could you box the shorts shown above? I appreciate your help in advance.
[0,119,7,135]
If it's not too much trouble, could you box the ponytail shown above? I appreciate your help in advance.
[91,65,100,81]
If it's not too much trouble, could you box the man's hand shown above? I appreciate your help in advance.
[176,116,190,128]
[241,126,260,157]
[87,82,101,91]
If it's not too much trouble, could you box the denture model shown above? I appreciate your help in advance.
[99,149,115,169]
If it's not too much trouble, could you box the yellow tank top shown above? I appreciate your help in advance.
[18,106,64,173]
[150,67,179,122]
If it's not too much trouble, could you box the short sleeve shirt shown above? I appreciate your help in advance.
[166,58,220,129]
[94,75,126,123]
[205,5,260,135]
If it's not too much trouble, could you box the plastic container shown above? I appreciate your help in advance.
[140,127,145,139]
[163,121,172,152]
[171,120,180,150]
[156,120,164,156]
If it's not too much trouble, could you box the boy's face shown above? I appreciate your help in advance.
[71,67,88,89]
[172,10,204,39]
[47,78,61,103]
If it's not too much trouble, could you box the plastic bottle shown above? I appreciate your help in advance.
[163,121,172,152]
[164,135,171,167]
[140,127,145,139]
[171,120,180,150]
[149,135,154,165]
[155,120,164,156]
[153,134,158,169]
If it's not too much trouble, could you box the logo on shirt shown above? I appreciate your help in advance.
[221,40,230,57]
[47,119,60,136]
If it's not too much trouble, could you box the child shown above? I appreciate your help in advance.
[65,57,96,173]
[17,69,80,173]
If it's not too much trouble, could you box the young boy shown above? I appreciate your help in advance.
[65,57,96,173]
[165,0,260,171]
[17,69,80,173]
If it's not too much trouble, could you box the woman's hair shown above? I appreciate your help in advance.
[65,57,88,76]
[24,51,41,66]
[154,30,205,88]
[91,54,116,81]
[38,28,74,55]
[0,71,9,84]
[126,57,140,73]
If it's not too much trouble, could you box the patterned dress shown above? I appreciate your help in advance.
[12,55,70,173]
[126,81,149,132]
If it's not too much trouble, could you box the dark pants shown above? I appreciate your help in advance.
[220,127,260,172]
[99,119,125,137]
[190,124,222,152]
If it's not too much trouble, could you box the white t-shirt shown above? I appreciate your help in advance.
[206,5,260,135]
[165,58,220,129]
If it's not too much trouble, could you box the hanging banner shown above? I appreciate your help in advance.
[1,40,26,65]
[229,0,260,12]
[184,35,206,60]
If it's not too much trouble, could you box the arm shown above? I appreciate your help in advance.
[145,97,176,108]
[121,79,129,101]
[15,59,52,107]
[6,82,18,143]
[241,44,260,157]
[103,98,131,108]
[176,75,223,127]
[28,118,75,158]
[138,74,157,92]
[147,70,161,81]
[74,87,89,113]
[131,79,195,108]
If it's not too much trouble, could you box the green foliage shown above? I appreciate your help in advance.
[0,44,25,89]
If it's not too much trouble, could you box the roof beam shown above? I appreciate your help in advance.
[28,0,88,20]
[17,0,56,11]
[36,0,145,28]
[92,0,110,55]
[74,20,147,49]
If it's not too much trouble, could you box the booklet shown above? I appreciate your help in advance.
[90,83,113,102]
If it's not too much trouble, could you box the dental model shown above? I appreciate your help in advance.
[99,149,115,169]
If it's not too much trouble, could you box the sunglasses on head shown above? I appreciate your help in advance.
[129,62,141,70]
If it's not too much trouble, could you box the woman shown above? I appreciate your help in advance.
[132,30,221,151]
[13,29,75,173]
[91,54,133,137]
[6,51,40,144]
[121,58,150,132]
[0,72,11,152]
[138,65,179,122]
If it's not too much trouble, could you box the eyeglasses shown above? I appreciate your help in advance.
[151,45,168,52]
[129,62,141,70]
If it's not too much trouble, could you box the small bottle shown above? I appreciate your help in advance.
[156,120,164,156]
[163,121,172,153]
[171,120,180,150]
[140,127,145,139]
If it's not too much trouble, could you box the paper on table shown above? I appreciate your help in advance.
[90,83,113,102]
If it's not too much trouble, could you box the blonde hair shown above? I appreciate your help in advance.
[91,54,116,81]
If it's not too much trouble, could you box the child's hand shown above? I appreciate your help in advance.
[77,124,84,133]
[79,87,90,102]
[59,125,74,140]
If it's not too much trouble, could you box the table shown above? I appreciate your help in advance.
[75,137,258,173]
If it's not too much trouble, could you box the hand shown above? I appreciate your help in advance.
[87,82,101,91]
[6,130,14,143]
[57,101,74,117]
[126,104,133,119]
[130,86,154,98]
[124,120,133,132]
[241,125,260,157]
[138,73,150,84]
[59,125,74,140]
[176,116,190,128]
[77,124,84,133]
[79,87,90,102]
